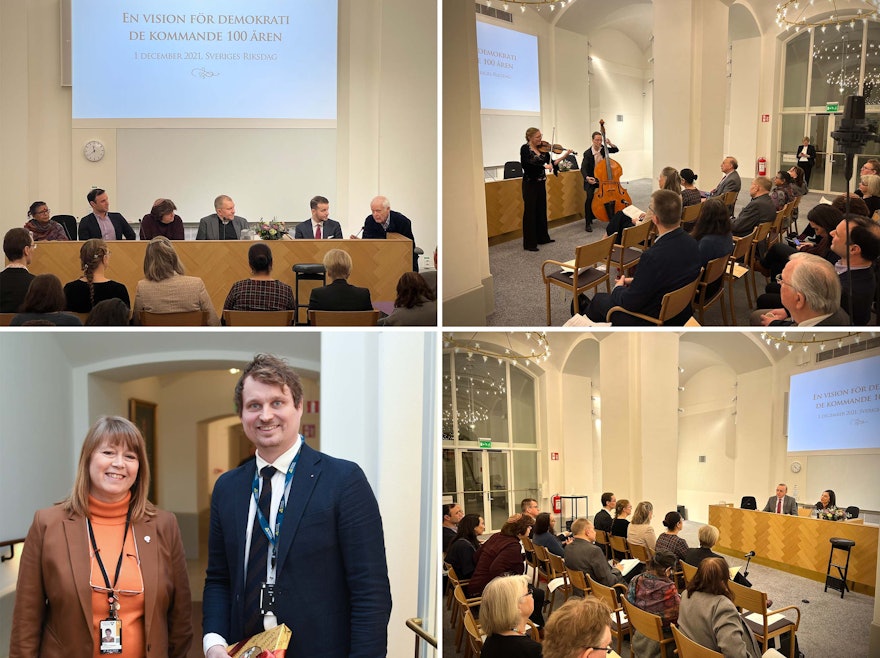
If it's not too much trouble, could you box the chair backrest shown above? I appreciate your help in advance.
[463,608,483,656]
[671,623,723,658]
[621,597,668,644]
[503,161,524,179]
[722,190,738,208]
[0,313,16,326]
[629,542,653,563]
[750,221,773,253]
[740,495,757,510]
[620,220,653,250]
[681,203,702,229]
[566,567,590,594]
[575,234,615,271]
[586,574,622,612]
[655,272,702,323]
[532,543,552,576]
[846,505,860,519]
[51,214,77,240]
[680,561,697,585]
[728,578,767,615]
[139,310,208,326]
[701,255,729,289]
[728,229,755,266]
[609,534,631,559]
[308,309,379,326]
[222,309,295,326]
[547,551,568,580]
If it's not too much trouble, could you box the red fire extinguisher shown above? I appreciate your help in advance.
[552,494,562,514]
[757,157,767,176]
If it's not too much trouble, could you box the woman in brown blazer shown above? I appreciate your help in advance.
[10,416,192,658]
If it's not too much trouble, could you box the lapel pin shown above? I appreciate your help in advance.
[144,535,152,543]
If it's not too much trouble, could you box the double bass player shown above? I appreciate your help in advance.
[580,130,620,232]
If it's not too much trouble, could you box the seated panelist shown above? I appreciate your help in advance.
[307,248,372,312]
[79,188,135,240]
[140,198,185,240]
[761,483,798,515]
[352,195,418,271]
[294,195,342,239]
[196,195,248,240]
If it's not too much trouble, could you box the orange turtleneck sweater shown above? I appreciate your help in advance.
[88,493,145,658]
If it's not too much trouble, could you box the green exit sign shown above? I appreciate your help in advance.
[826,102,840,112]
[479,439,492,449]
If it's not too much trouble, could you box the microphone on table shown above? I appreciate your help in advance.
[743,551,755,577]
[350,227,364,239]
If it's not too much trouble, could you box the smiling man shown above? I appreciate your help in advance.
[202,354,391,658]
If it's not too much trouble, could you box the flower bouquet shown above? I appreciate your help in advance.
[256,218,289,240]
[817,506,846,521]
[557,158,575,172]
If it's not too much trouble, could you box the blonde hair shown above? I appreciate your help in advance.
[542,596,611,658]
[61,416,155,522]
[143,236,185,281]
[480,575,529,635]
[323,248,353,280]
[525,127,540,141]
[698,524,720,548]
[860,174,880,197]
[632,501,653,525]
[660,167,681,194]
[570,517,590,536]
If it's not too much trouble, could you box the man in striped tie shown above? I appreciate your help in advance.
[202,354,392,658]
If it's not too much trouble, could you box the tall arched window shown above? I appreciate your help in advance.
[779,19,880,192]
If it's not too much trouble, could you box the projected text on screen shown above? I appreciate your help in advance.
[476,21,540,113]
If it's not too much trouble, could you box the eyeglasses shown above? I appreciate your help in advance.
[586,646,612,655]
[35,208,50,215]
[89,552,145,597]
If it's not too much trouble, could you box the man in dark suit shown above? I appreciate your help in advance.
[761,483,798,515]
[203,354,391,658]
[308,248,372,311]
[586,189,701,325]
[78,188,136,240]
[708,156,742,197]
[196,195,249,240]
[580,131,619,232]
[355,196,419,271]
[731,177,776,237]
[293,195,343,239]
[564,518,626,595]
[761,252,851,326]
[593,492,616,533]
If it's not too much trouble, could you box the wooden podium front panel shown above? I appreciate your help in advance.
[27,237,411,315]
[708,505,878,594]
[485,170,586,239]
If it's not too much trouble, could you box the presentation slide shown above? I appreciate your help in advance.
[476,21,540,112]
[788,354,880,451]
[72,0,336,119]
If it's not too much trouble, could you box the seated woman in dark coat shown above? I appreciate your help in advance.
[377,272,436,326]
[308,248,372,311]
[531,512,568,557]
[11,274,82,326]
[445,513,484,581]
[64,239,130,313]
[139,198,185,240]
[223,242,295,315]
[683,525,751,587]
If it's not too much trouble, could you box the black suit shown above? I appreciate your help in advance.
[587,227,701,325]
[796,144,817,184]
[78,212,136,240]
[362,210,418,271]
[308,279,372,312]
[294,219,343,240]
[580,144,619,226]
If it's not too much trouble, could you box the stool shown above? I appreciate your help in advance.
[292,263,326,325]
[825,537,855,598]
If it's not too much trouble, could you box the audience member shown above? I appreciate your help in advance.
[307,248,372,312]
[79,189,135,240]
[420,247,438,294]
[64,239,131,313]
[24,201,68,241]
[532,512,569,557]
[593,492,616,533]
[132,236,220,325]
[196,195,248,240]
[731,177,775,237]
[655,511,689,561]
[294,195,342,239]
[858,174,880,216]
[683,524,752,588]
[677,557,762,658]
[222,242,295,316]
[542,597,612,658]
[691,199,734,267]
[586,189,701,326]
[354,196,418,271]
[606,167,680,242]
[1,228,36,313]
[627,501,657,552]
[831,193,870,218]
[563,518,626,594]
[788,165,808,196]
[140,198,185,240]
[521,498,540,518]
[445,513,484,580]
[377,271,437,326]
[757,253,849,326]
[770,170,795,211]
[10,274,82,326]
[830,215,879,326]
[479,575,542,658]
[626,551,680,656]
[760,204,842,281]
[85,298,133,326]
[610,499,632,560]
[442,503,464,552]
[680,168,702,207]
[708,157,741,196]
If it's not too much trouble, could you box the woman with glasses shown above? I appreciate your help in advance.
[480,575,542,658]
[64,239,131,314]
[542,596,613,658]
[9,416,192,658]
[24,201,69,242]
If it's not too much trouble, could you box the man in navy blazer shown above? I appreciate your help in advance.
[78,188,136,240]
[293,195,343,239]
[586,189,701,326]
[357,196,419,271]
[203,354,391,658]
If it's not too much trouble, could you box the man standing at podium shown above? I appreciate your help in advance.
[762,483,798,515]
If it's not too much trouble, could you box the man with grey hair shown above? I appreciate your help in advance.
[731,176,775,237]
[762,252,850,326]
[353,195,419,271]
[708,156,742,197]
[196,195,249,240]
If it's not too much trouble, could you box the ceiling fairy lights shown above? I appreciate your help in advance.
[483,0,570,14]
[775,0,879,32]
[760,331,863,352]
[443,332,551,367]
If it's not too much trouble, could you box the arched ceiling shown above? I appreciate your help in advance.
[555,0,653,51]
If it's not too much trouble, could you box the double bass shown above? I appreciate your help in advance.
[591,119,632,222]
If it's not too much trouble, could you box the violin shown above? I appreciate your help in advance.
[538,141,578,155]
[590,119,632,222]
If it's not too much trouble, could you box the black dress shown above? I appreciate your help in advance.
[63,279,131,313]
[520,143,553,250]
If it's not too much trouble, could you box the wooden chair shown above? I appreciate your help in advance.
[788,194,802,234]
[0,313,17,326]
[670,623,723,658]
[706,194,724,205]
[629,542,654,563]
[746,221,773,307]
[566,566,591,597]
[222,309,295,326]
[587,574,631,656]
[611,220,653,278]
[531,543,554,597]
[139,310,208,326]
[723,227,757,325]
[594,529,612,559]
[693,255,730,325]
[445,564,470,612]
[453,584,481,655]
[767,206,788,249]
[728,580,800,658]
[605,272,701,326]
[542,234,615,324]
[521,534,540,588]
[680,561,697,586]
[463,608,482,658]
[621,597,676,658]
[307,309,379,326]
[609,534,632,560]
[723,190,739,216]
[680,203,702,233]
[546,552,572,610]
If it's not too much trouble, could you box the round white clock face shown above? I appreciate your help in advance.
[83,140,105,162]
[790,461,802,473]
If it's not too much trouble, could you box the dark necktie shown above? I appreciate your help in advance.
[777,498,782,514]
[315,223,322,240]
[244,465,276,637]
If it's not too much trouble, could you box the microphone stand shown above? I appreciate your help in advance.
[743,552,754,578]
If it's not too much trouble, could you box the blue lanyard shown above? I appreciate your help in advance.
[251,442,301,568]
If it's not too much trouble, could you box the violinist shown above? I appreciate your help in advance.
[580,131,620,232]
[520,128,571,252]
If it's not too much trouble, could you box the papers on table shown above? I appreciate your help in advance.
[615,558,642,577]
[729,566,740,578]
[563,314,611,327]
